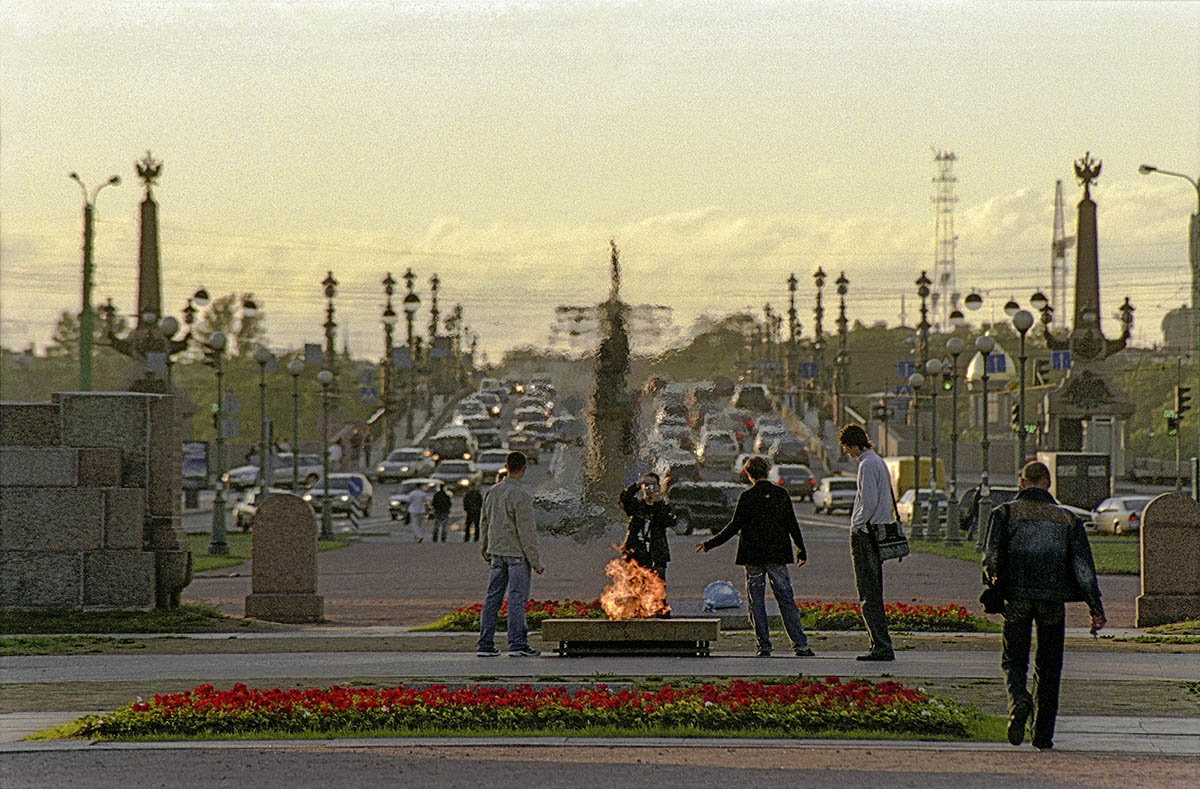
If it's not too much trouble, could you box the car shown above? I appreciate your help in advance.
[958,486,1021,538]
[768,437,810,466]
[654,455,702,489]
[301,473,374,517]
[656,423,694,451]
[548,414,585,444]
[767,463,815,500]
[731,453,765,482]
[452,399,489,425]
[431,459,483,491]
[475,449,510,484]
[896,488,949,527]
[695,431,740,468]
[518,421,559,446]
[223,453,324,491]
[752,427,787,455]
[428,426,478,462]
[813,477,858,514]
[505,432,541,463]
[388,477,446,520]
[514,406,550,424]
[458,413,498,433]
[232,487,293,531]
[1092,496,1152,535]
[474,391,504,417]
[470,427,504,450]
[731,383,772,412]
[665,481,744,535]
[1060,503,1096,531]
[373,447,435,483]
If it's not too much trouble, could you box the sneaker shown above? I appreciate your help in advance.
[1033,742,1054,752]
[855,651,895,662]
[755,648,772,657]
[476,646,500,657]
[794,648,816,657]
[1008,700,1032,746]
[507,646,540,657]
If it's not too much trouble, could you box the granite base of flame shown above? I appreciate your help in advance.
[540,617,720,656]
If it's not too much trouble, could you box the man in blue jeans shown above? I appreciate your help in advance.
[696,456,814,657]
[476,451,544,657]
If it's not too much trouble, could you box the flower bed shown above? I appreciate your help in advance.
[75,678,976,739]
[418,598,995,632]
[800,600,997,633]
[416,598,607,632]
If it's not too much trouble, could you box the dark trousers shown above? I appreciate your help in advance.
[850,529,893,656]
[464,511,481,541]
[432,515,449,542]
[1002,598,1065,748]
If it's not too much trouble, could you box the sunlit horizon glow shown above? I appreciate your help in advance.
[2,1,1197,362]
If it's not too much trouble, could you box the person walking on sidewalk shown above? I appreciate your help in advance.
[430,485,452,542]
[839,424,895,662]
[983,460,1106,751]
[462,487,483,542]
[477,451,543,657]
[407,484,430,543]
[695,456,814,658]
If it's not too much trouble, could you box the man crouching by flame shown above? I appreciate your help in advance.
[619,472,675,582]
[696,456,815,657]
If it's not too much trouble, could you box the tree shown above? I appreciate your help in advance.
[191,293,267,356]
[47,307,129,357]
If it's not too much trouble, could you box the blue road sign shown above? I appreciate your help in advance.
[799,362,818,379]
[359,387,377,404]
[346,476,363,497]
[1051,350,1071,371]
[390,346,413,369]
[894,384,912,396]
[985,354,1007,374]
[898,360,916,378]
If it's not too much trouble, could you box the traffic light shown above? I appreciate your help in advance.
[1034,359,1050,385]
[1176,386,1192,417]
[871,399,888,421]
[941,371,953,391]
[1011,402,1021,432]
[203,344,223,368]
[1167,416,1180,437]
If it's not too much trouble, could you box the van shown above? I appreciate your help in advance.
[884,456,946,497]
[428,427,479,463]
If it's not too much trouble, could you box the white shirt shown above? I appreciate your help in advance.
[407,488,428,515]
[850,449,895,533]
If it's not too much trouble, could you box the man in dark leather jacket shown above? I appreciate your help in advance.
[619,472,675,580]
[983,461,1106,751]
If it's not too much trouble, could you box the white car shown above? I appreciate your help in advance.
[696,431,740,468]
[475,449,510,484]
[896,488,949,527]
[813,477,858,514]
[374,447,435,483]
[223,453,323,490]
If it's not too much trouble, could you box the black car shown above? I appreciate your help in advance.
[958,485,1020,539]
[665,481,743,535]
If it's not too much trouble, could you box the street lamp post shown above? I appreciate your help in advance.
[287,360,304,489]
[945,335,965,543]
[317,369,334,539]
[813,267,826,438]
[402,270,421,439]
[975,335,996,548]
[1012,309,1034,471]
[908,372,926,540]
[835,272,849,428]
[1139,163,1200,498]
[382,272,399,454]
[206,332,229,556]
[69,171,121,391]
[925,358,944,537]
[158,316,180,388]
[916,271,932,368]
[322,271,338,384]
[254,346,275,499]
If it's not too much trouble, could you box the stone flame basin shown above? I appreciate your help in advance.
[540,618,720,657]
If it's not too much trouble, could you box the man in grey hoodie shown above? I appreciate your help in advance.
[476,451,543,657]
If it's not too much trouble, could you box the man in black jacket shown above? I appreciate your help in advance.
[430,486,452,542]
[620,472,674,580]
[462,487,483,542]
[983,460,1106,751]
[696,456,814,657]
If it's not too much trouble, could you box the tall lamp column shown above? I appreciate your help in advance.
[69,171,121,391]
[908,372,926,539]
[287,360,304,489]
[254,346,275,499]
[382,272,398,454]
[812,267,826,438]
[975,335,996,548]
[945,335,965,543]
[402,271,421,440]
[1012,309,1034,470]
[318,369,334,539]
[924,358,944,537]
[205,333,229,555]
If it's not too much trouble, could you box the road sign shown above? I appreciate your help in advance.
[799,362,818,379]
[897,360,916,378]
[359,387,377,404]
[304,343,323,366]
[222,393,242,415]
[346,476,363,497]
[220,418,239,439]
[361,368,376,385]
[1051,350,1071,371]
[390,346,413,369]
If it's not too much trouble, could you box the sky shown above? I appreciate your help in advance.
[2,0,1198,363]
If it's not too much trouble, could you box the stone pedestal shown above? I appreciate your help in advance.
[541,617,720,656]
[1136,492,1200,627]
[245,494,323,623]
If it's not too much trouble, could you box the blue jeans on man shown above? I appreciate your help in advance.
[477,555,532,652]
[745,564,809,654]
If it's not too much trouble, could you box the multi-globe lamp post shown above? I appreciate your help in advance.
[1011,308,1035,470]
[205,332,229,556]
[287,359,304,489]
[907,371,925,540]
[254,345,275,499]
[974,334,996,548]
[944,334,965,543]
[317,369,335,540]
[812,267,826,437]
[382,272,399,455]
[402,273,421,440]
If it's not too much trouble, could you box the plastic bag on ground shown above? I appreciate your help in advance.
[702,580,742,611]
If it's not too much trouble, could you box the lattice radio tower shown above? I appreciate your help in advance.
[932,149,959,328]
[1050,179,1076,330]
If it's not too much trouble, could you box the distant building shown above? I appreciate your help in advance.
[1161,305,1197,356]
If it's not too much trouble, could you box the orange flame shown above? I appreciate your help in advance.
[600,557,671,620]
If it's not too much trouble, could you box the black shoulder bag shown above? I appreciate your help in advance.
[872,483,911,562]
